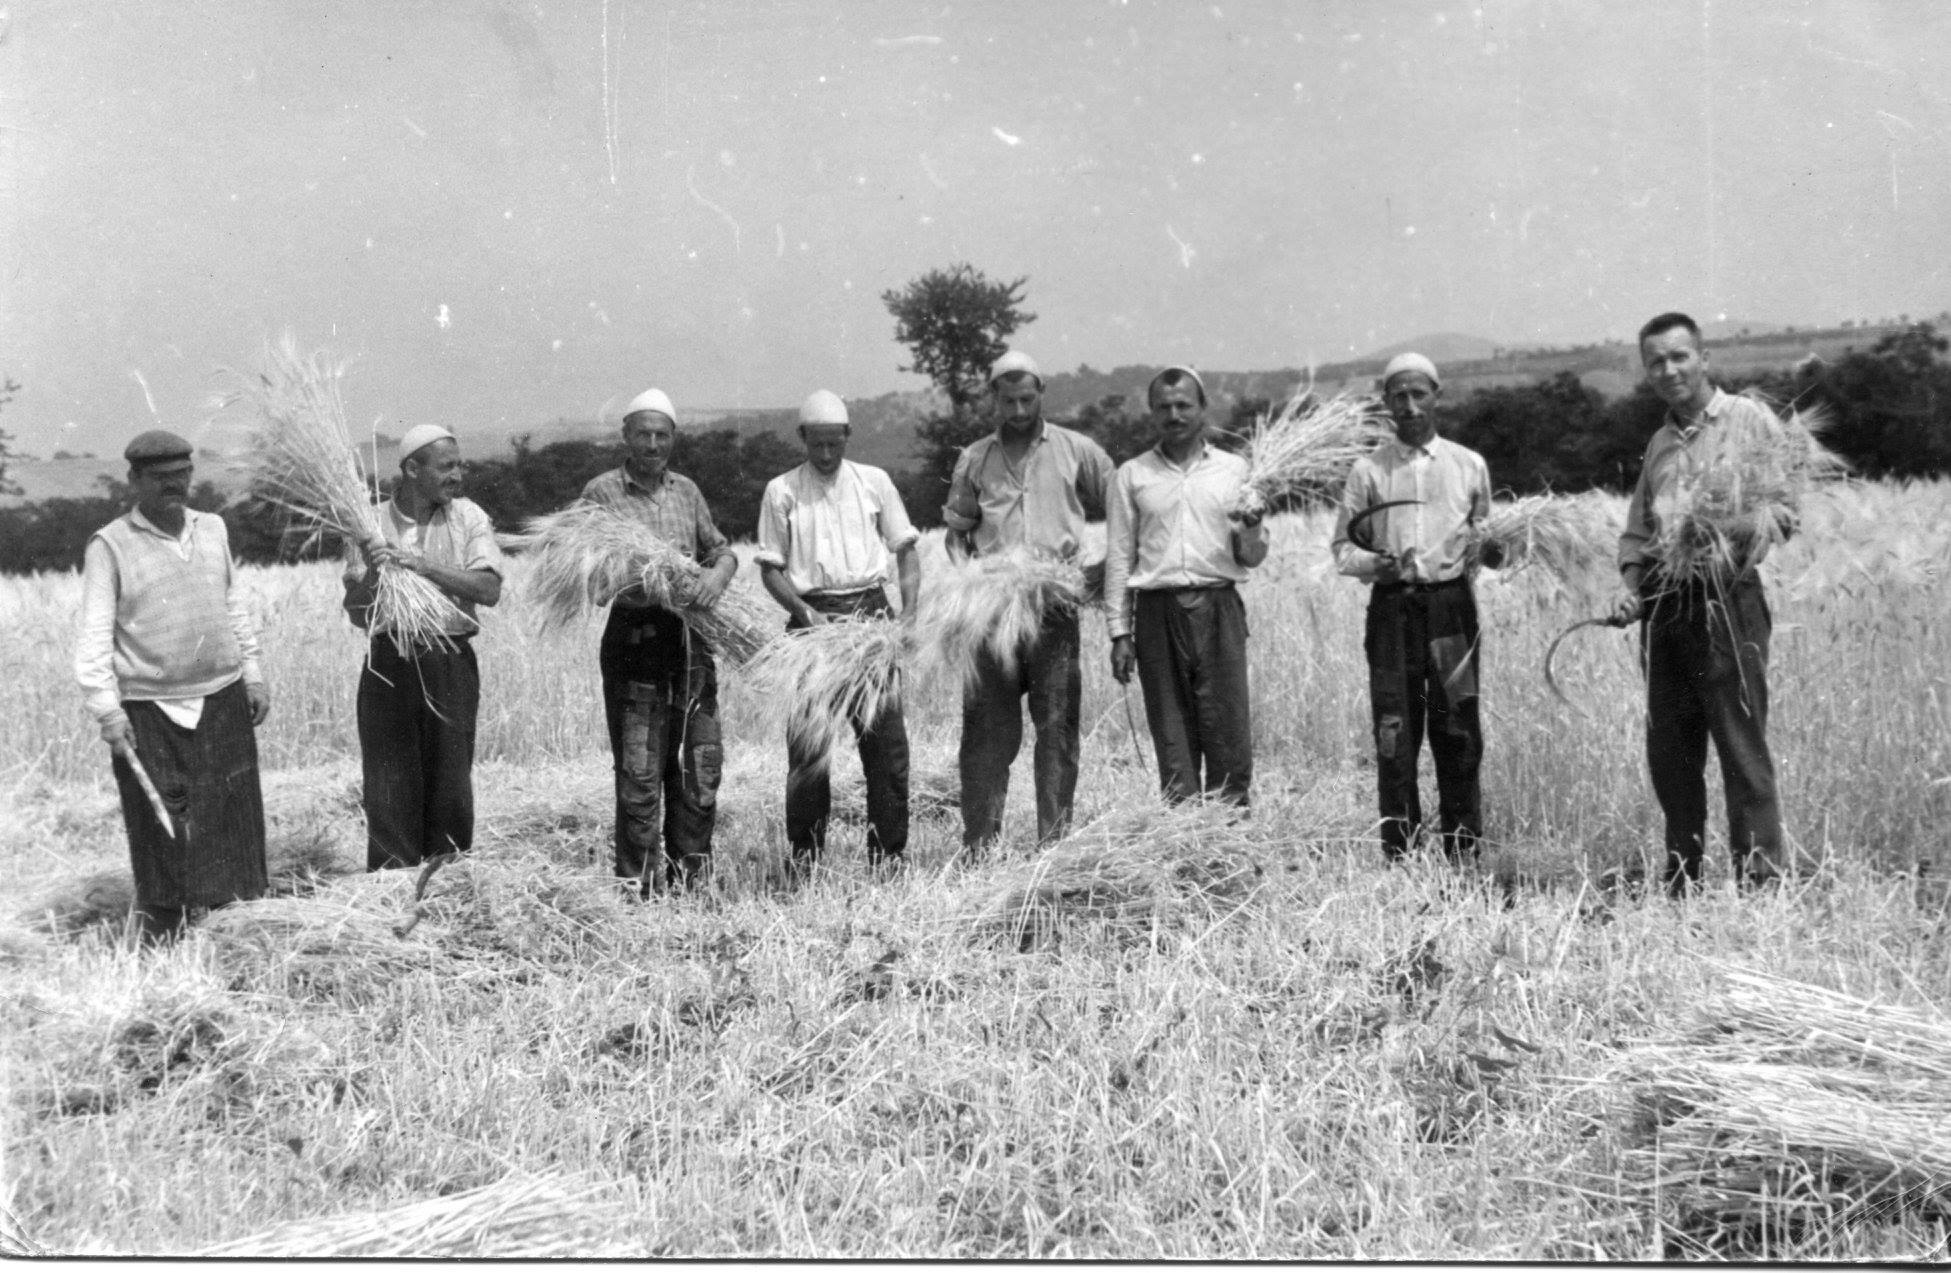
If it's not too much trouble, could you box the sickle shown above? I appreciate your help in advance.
[1544,615,1628,714]
[1346,499,1422,553]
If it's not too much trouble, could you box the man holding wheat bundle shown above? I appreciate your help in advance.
[582,388,737,894]
[343,423,503,872]
[1613,312,1790,896]
[943,349,1116,856]
[1104,367,1267,807]
[756,389,921,877]
[1332,354,1495,864]
[76,429,273,942]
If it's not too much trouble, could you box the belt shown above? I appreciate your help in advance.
[1375,577,1468,595]
[805,586,883,601]
[372,632,472,652]
[1139,581,1235,596]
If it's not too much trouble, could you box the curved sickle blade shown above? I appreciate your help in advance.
[1347,499,1422,554]
[124,748,177,840]
[1544,616,1625,714]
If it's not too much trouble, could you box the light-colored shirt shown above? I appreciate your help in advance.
[343,496,504,636]
[580,466,733,569]
[1332,435,1492,584]
[754,460,918,595]
[1617,388,1788,582]
[76,508,264,729]
[1103,442,1257,638]
[942,421,1114,560]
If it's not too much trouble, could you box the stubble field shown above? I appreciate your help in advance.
[1,484,1946,1258]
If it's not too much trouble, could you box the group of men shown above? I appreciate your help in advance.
[76,310,1788,940]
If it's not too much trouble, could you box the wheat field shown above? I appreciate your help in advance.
[1,484,1947,1258]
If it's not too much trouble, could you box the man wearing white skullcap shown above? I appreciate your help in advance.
[941,347,1115,857]
[755,390,921,878]
[579,387,738,894]
[1331,353,1495,865]
[1104,366,1268,807]
[343,425,504,872]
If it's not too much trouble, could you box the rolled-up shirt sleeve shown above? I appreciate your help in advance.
[75,536,126,726]
[1077,438,1115,522]
[1330,463,1386,582]
[941,446,981,533]
[460,502,505,575]
[873,469,920,552]
[692,493,734,569]
[1103,465,1140,639]
[753,478,791,570]
[221,526,265,688]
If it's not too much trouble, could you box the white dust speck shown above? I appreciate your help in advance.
[919,214,934,225]
[365,238,374,249]
[504,209,513,219]
[1191,153,1204,164]
[587,302,611,325]
[873,34,943,47]
[435,304,452,330]
[552,339,563,351]
[991,126,1022,146]
[1404,225,1416,236]
[720,149,736,167]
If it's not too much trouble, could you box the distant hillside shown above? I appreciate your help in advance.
[1364,332,1503,364]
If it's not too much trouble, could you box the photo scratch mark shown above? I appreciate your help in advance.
[687,166,741,253]
[130,370,159,419]
[775,223,785,258]
[401,116,427,138]
[873,34,943,47]
[601,0,622,184]
[918,153,948,189]
[1165,225,1194,268]
[991,126,1022,147]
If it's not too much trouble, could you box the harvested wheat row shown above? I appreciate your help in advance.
[195,1172,641,1258]
[1604,964,1951,1234]
[200,893,447,1002]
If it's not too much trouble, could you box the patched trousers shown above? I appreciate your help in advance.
[600,605,723,894]
[1365,578,1483,862]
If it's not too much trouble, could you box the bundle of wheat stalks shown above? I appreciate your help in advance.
[219,335,465,654]
[197,1172,639,1258]
[969,800,1266,950]
[1651,397,1848,585]
[743,615,911,765]
[912,550,1093,689]
[1470,492,1619,584]
[506,501,772,666]
[1229,389,1393,518]
[1605,965,1951,1234]
[200,892,447,1003]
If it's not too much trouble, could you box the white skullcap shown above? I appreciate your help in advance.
[798,389,850,426]
[398,423,457,460]
[623,387,677,424]
[1148,365,1207,401]
[1380,353,1441,390]
[988,349,1043,387]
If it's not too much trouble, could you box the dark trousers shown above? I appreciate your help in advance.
[113,677,267,935]
[601,606,723,893]
[1133,585,1252,805]
[1642,576,1785,894]
[1365,579,1484,862]
[358,639,480,871]
[784,590,910,867]
[959,608,1082,852]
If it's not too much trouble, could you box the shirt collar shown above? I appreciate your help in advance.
[1153,438,1210,470]
[129,506,193,542]
[1669,387,1730,438]
[622,463,670,494]
[1385,433,1440,460]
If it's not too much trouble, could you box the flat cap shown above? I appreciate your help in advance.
[399,423,457,460]
[798,389,850,426]
[624,387,677,425]
[124,429,194,467]
[1380,352,1441,390]
[987,349,1043,388]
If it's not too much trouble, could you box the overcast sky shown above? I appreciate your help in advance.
[4,0,1950,457]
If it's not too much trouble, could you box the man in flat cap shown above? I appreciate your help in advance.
[343,423,503,871]
[1105,367,1268,807]
[756,389,921,878]
[581,388,737,894]
[1331,353,1495,864]
[942,349,1116,856]
[75,430,272,941]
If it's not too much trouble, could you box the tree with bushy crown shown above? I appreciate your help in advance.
[881,264,1034,524]
[0,376,21,497]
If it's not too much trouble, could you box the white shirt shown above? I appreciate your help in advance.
[754,460,919,595]
[1331,435,1492,584]
[1103,442,1256,638]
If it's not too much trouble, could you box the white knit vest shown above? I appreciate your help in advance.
[92,511,244,700]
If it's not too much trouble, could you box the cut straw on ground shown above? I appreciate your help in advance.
[910,551,1093,691]
[1228,390,1393,518]
[505,501,774,666]
[217,334,465,654]
[742,615,911,766]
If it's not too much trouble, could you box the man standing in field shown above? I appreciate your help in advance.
[1332,354,1495,864]
[582,388,738,894]
[1613,312,1788,895]
[943,350,1116,857]
[75,430,273,941]
[343,424,503,872]
[756,390,921,877]
[1104,367,1267,807]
